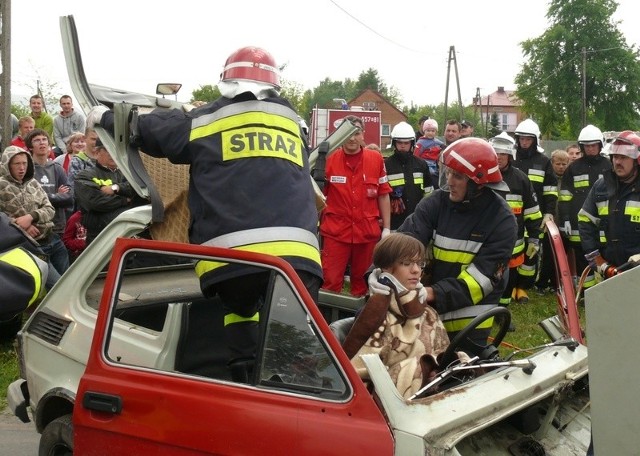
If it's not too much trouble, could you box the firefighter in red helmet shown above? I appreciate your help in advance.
[369,138,517,355]
[88,46,321,383]
[579,130,640,280]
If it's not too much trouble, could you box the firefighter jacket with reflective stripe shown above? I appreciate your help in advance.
[0,212,48,317]
[578,170,640,266]
[74,162,141,242]
[125,93,322,286]
[398,188,516,332]
[384,151,434,230]
[559,154,612,244]
[514,147,557,216]
[496,164,542,257]
[320,147,392,243]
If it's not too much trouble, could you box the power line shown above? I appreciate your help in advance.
[517,45,626,95]
[328,0,421,54]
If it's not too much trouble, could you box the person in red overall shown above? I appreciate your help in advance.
[320,115,392,296]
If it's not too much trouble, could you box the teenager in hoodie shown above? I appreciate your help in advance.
[0,146,60,289]
[27,129,73,275]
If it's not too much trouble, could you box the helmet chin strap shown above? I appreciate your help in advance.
[460,182,488,206]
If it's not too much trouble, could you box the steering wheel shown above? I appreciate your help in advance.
[440,306,511,368]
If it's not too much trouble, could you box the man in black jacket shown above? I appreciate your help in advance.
[74,139,144,245]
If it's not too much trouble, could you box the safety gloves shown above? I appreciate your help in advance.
[526,239,540,259]
[540,213,554,230]
[86,105,109,129]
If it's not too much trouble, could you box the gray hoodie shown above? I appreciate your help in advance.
[33,159,73,233]
[53,110,86,152]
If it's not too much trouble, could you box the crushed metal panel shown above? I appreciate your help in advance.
[585,266,640,455]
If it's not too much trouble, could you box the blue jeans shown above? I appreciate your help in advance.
[40,233,70,279]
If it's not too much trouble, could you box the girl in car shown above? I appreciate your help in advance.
[341,233,464,399]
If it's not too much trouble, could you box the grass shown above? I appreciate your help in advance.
[500,290,572,351]
[1,337,20,409]
[0,289,583,409]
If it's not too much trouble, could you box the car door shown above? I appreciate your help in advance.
[74,238,393,455]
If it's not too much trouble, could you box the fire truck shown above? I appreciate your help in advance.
[309,107,381,149]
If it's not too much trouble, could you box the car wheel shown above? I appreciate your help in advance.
[39,414,74,456]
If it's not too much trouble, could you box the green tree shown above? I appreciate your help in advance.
[11,104,30,119]
[489,113,501,138]
[514,0,640,138]
[191,84,221,103]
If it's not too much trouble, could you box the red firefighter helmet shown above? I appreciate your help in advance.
[220,46,281,88]
[440,138,508,191]
[610,130,640,160]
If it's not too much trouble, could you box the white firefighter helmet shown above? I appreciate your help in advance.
[489,132,516,158]
[390,121,416,149]
[515,119,543,153]
[577,124,604,148]
[391,122,415,140]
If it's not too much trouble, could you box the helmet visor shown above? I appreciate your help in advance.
[609,143,640,159]
[438,165,469,192]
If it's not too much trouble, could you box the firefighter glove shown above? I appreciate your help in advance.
[540,213,554,230]
[526,240,540,259]
[86,105,109,129]
[416,282,427,304]
[585,250,605,270]
[368,268,391,296]
[628,254,640,264]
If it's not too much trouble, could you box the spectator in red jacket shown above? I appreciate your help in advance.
[62,210,87,263]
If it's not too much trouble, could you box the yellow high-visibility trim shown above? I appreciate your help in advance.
[224,312,260,326]
[195,241,321,277]
[459,269,484,303]
[0,248,43,306]
[191,110,299,140]
[444,317,494,332]
[92,178,114,186]
[433,246,474,265]
[190,110,303,167]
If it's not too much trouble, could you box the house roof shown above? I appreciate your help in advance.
[348,89,406,118]
[478,87,521,108]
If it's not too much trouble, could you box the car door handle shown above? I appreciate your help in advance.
[82,391,123,414]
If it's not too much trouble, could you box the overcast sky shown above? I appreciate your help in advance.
[10,0,640,110]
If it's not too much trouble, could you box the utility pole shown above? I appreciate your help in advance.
[474,87,485,133]
[581,47,587,128]
[443,46,464,123]
[0,0,12,150]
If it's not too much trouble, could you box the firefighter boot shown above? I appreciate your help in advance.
[515,288,529,304]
